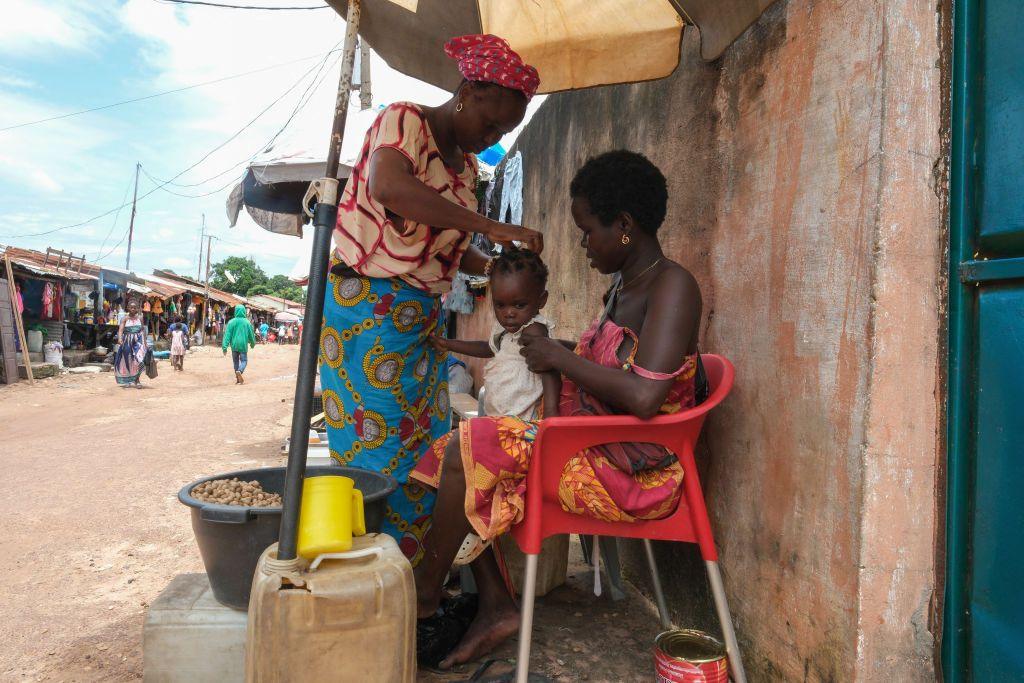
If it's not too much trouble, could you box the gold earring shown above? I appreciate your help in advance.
[621,234,631,245]
[456,102,463,112]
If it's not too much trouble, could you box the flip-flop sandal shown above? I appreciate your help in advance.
[454,533,492,566]
[469,658,553,683]
[416,594,479,669]
[445,592,478,629]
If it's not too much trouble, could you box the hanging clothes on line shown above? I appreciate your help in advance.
[499,151,524,225]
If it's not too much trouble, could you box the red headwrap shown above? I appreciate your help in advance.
[444,34,540,101]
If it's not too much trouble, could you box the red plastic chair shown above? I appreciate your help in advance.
[509,354,746,683]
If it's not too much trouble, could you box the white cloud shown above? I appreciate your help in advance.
[0,90,117,193]
[0,1,108,56]
[0,71,36,90]
[0,1,540,278]
[164,256,192,268]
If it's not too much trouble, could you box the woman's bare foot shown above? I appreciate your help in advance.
[438,603,519,669]
[416,585,444,619]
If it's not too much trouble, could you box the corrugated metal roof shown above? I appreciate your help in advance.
[151,270,246,307]
[1,246,100,281]
[137,274,188,298]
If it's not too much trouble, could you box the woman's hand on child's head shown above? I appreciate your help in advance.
[486,222,544,254]
[519,334,562,373]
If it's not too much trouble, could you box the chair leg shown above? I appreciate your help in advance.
[642,539,672,630]
[514,553,539,683]
[705,560,747,683]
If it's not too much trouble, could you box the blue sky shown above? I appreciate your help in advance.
[0,1,542,279]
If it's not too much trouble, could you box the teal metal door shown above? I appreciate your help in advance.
[946,0,1024,680]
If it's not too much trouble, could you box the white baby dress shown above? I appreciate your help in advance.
[482,314,553,421]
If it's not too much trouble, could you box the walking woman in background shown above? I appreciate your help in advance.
[114,299,147,388]
[320,33,542,566]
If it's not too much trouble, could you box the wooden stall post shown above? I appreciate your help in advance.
[3,253,34,384]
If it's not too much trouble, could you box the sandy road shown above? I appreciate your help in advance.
[0,344,301,681]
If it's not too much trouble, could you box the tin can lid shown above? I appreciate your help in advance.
[655,630,726,664]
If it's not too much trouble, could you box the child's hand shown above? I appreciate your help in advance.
[427,335,449,352]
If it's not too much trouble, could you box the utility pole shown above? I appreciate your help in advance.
[358,39,372,110]
[125,162,140,271]
[203,234,213,341]
[196,214,206,280]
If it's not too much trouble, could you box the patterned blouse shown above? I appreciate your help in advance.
[333,102,479,294]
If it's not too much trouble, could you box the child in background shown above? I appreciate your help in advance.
[167,316,189,372]
[429,247,560,421]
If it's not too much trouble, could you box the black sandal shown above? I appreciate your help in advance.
[416,593,479,669]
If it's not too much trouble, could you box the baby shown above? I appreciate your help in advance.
[432,247,560,419]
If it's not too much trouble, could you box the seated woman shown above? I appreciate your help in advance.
[413,150,703,669]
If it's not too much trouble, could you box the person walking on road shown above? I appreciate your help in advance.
[167,316,189,371]
[114,298,147,388]
[222,304,256,384]
[258,319,270,344]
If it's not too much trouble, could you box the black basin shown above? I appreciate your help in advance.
[178,465,397,610]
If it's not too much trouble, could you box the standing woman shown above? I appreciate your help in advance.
[321,34,542,564]
[114,298,147,388]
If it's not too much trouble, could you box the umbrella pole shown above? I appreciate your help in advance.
[277,0,362,563]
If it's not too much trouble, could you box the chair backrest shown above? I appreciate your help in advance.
[656,353,735,426]
[697,354,734,413]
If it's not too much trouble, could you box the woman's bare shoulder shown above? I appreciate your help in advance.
[651,261,701,305]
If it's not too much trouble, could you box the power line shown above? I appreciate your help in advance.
[155,0,328,9]
[2,48,337,240]
[139,168,241,198]
[0,48,341,133]
[143,42,342,190]
[95,224,133,264]
[94,172,136,260]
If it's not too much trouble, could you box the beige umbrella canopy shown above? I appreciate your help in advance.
[327,0,776,93]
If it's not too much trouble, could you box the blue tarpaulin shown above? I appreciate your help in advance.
[477,143,506,167]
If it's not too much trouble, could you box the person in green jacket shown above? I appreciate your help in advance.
[221,304,256,384]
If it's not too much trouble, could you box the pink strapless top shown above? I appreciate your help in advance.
[558,317,697,473]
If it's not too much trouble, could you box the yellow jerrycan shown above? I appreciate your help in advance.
[245,534,415,682]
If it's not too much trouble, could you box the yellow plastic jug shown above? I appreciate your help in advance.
[297,475,365,560]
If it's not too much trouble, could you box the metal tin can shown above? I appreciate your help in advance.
[654,629,729,682]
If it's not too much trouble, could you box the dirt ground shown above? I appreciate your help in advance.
[0,344,664,682]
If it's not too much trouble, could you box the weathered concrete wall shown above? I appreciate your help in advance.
[456,0,944,679]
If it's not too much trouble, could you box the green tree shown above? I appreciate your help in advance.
[266,274,305,303]
[211,256,267,294]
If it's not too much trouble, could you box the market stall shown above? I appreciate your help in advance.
[1,247,103,361]
[149,270,246,344]
[137,274,189,340]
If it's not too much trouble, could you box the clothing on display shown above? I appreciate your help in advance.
[42,281,64,320]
